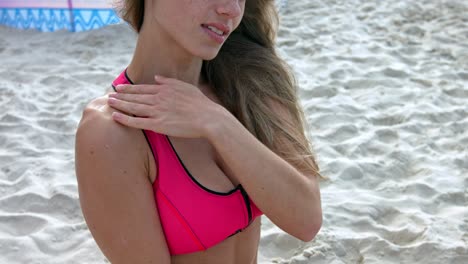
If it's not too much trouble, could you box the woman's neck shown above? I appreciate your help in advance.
[126,17,204,88]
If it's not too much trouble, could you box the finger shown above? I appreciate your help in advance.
[107,97,154,117]
[112,112,155,131]
[154,75,166,85]
[108,93,155,106]
[115,84,160,94]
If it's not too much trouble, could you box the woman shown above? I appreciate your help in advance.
[75,0,324,263]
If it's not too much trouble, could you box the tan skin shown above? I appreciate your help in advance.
[78,86,261,264]
[76,0,261,264]
[75,0,321,264]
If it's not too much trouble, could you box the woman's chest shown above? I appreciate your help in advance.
[159,135,240,193]
[148,87,239,190]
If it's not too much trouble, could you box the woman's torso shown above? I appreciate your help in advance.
[104,80,262,264]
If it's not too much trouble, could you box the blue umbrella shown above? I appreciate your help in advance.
[0,0,121,32]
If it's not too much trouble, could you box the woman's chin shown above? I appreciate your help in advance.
[203,54,218,61]
[194,48,221,61]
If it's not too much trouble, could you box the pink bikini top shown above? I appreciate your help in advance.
[111,69,263,256]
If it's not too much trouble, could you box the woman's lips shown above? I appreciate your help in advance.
[201,24,227,44]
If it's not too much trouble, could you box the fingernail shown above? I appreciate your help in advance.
[115,85,124,91]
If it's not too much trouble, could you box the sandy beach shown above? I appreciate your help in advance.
[0,0,467,263]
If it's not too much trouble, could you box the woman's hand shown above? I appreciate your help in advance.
[106,75,223,139]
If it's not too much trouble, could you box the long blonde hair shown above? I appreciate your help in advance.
[115,0,326,180]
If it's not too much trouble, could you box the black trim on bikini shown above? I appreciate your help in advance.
[122,69,253,229]
[240,186,253,225]
[112,71,158,182]
[124,68,134,85]
[165,134,242,196]
[227,187,253,238]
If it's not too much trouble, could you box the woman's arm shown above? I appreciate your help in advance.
[75,98,170,264]
[205,101,322,242]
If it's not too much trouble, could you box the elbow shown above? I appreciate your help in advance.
[299,178,322,242]
[298,209,322,242]
[299,218,322,242]
[288,178,323,242]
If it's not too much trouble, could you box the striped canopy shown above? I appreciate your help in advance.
[0,0,122,32]
[0,0,289,32]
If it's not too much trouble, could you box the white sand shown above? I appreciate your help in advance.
[0,0,467,263]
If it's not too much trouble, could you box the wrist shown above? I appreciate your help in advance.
[202,104,233,143]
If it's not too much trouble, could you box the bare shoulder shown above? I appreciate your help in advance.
[74,94,170,263]
[76,94,150,180]
[82,85,126,119]
[81,92,121,122]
